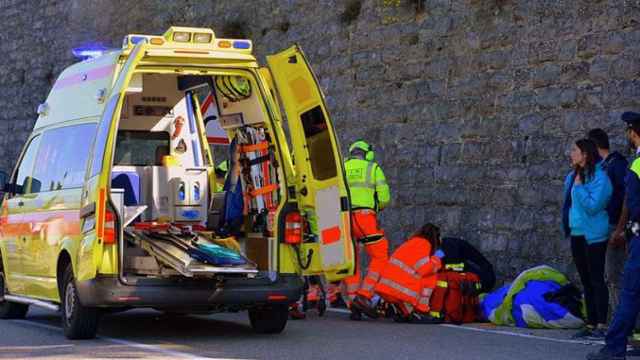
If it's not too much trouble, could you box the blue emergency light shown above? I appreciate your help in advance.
[72,43,111,61]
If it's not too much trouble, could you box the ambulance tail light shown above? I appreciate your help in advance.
[284,212,303,245]
[103,207,117,245]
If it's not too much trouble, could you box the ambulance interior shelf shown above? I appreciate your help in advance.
[109,72,281,279]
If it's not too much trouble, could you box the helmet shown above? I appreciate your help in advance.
[216,160,229,173]
[349,140,375,162]
[215,75,251,102]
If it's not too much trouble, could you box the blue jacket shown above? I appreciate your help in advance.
[600,152,628,226]
[562,163,612,244]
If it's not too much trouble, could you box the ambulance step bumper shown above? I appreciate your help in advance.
[76,274,303,308]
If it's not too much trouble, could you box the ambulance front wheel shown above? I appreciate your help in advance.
[248,304,288,334]
[61,264,101,340]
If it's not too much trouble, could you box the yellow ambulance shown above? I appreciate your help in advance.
[0,27,354,339]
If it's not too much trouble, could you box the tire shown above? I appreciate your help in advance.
[248,304,288,334]
[0,268,28,319]
[60,264,100,340]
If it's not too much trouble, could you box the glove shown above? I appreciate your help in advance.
[434,249,445,259]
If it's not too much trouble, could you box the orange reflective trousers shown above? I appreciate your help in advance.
[341,209,389,306]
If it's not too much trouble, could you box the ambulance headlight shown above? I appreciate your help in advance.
[194,33,212,43]
[173,32,191,42]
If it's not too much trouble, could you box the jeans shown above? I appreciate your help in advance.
[571,236,609,325]
[605,235,640,355]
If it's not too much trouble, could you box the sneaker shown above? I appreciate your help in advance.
[587,328,607,341]
[573,327,594,339]
[352,295,379,319]
[586,347,625,360]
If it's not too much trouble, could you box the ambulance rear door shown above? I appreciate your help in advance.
[266,45,354,281]
[78,43,148,281]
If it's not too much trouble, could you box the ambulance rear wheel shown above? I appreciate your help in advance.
[61,264,100,339]
[0,263,28,319]
[248,304,288,334]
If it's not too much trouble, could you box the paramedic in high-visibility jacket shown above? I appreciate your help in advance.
[588,112,640,360]
[342,140,391,320]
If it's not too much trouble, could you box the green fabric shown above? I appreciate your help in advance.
[345,158,390,210]
[490,265,570,326]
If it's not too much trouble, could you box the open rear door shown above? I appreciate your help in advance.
[77,43,148,281]
[267,45,354,281]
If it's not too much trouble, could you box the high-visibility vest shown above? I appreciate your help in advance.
[375,236,442,308]
[345,158,390,210]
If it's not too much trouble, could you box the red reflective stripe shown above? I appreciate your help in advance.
[321,226,341,245]
[54,65,115,90]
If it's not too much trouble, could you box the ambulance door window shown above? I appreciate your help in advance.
[13,136,41,194]
[300,106,337,181]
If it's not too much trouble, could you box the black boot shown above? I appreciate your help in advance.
[352,295,379,319]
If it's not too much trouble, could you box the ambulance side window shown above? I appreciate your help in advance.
[13,135,41,193]
[32,124,97,193]
[300,105,336,181]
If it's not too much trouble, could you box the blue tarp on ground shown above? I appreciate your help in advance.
[480,265,584,329]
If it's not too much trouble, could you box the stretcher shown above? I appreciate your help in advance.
[124,227,258,277]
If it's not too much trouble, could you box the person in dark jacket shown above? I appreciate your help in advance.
[563,138,613,340]
[440,237,496,293]
[587,128,629,315]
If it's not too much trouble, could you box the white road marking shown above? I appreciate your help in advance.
[327,308,599,346]
[12,319,247,360]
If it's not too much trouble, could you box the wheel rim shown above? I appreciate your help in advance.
[65,282,75,322]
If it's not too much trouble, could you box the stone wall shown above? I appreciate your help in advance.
[1,0,639,280]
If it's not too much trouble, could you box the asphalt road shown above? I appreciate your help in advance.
[0,307,617,360]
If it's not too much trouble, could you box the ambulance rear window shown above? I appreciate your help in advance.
[300,105,337,181]
[114,131,170,166]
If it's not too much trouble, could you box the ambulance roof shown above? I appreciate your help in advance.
[34,27,256,130]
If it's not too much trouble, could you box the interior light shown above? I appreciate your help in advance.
[194,33,212,43]
[173,32,191,42]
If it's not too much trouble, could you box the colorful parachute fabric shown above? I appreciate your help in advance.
[481,265,584,329]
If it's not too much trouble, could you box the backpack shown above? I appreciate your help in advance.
[429,271,482,324]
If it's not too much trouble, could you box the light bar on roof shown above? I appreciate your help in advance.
[194,33,212,43]
[173,32,191,42]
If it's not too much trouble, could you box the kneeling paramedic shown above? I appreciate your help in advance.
[342,140,391,320]
[374,223,444,323]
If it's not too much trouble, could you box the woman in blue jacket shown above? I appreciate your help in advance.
[562,139,613,339]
